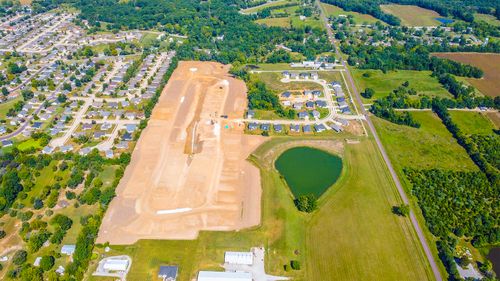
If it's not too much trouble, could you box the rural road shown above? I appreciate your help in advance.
[315,1,443,281]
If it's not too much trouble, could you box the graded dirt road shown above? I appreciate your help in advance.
[98,61,265,244]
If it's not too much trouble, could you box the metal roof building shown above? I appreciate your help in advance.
[224,251,253,265]
[103,259,129,271]
[197,271,252,281]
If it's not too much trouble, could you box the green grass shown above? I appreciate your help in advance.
[449,111,497,135]
[320,3,381,24]
[21,161,71,206]
[373,111,478,171]
[351,69,452,102]
[474,13,500,26]
[16,139,42,151]
[0,96,22,119]
[241,0,290,14]
[255,15,323,29]
[139,32,161,48]
[380,4,441,26]
[92,137,434,281]
[306,140,433,281]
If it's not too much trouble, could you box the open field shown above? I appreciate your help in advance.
[0,96,22,119]
[474,13,500,26]
[98,61,266,244]
[351,69,452,102]
[487,112,500,127]
[240,0,290,14]
[255,17,291,28]
[255,16,323,29]
[380,4,441,26]
[372,111,478,171]
[432,53,500,97]
[306,140,433,281]
[449,111,497,135]
[320,3,380,24]
[92,137,433,280]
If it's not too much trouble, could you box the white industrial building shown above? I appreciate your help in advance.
[197,271,252,281]
[224,251,253,265]
[103,259,129,271]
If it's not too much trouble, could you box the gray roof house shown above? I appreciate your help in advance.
[261,124,270,131]
[298,111,308,119]
[303,124,312,133]
[158,265,178,281]
[274,124,283,132]
[314,123,326,132]
[248,123,258,131]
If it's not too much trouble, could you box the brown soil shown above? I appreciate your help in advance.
[433,53,500,97]
[97,61,265,244]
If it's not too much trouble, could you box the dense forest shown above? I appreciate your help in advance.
[31,0,331,63]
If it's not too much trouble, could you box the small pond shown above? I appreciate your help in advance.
[488,247,500,276]
[275,146,342,198]
[436,17,454,24]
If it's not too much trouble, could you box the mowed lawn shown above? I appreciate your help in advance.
[474,13,500,26]
[380,4,441,26]
[306,140,433,281]
[240,0,290,14]
[432,53,500,97]
[352,69,452,102]
[96,137,434,281]
[449,111,497,135]
[372,111,477,171]
[320,3,380,24]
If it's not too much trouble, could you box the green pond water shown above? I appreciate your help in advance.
[275,146,342,198]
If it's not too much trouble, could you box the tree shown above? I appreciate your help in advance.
[1,87,8,97]
[40,255,55,271]
[361,88,375,98]
[392,204,410,217]
[0,230,5,239]
[290,260,301,270]
[294,194,317,213]
[12,250,27,265]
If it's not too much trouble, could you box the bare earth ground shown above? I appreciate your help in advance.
[97,61,265,244]
[433,53,500,97]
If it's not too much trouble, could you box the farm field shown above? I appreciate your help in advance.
[372,111,478,171]
[433,53,500,97]
[351,69,452,102]
[380,4,441,26]
[320,3,380,24]
[449,111,497,135]
[91,137,433,281]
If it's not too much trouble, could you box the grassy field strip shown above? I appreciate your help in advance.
[339,70,368,135]
[320,3,380,24]
[306,141,433,280]
[449,111,497,135]
[241,0,289,14]
[380,4,441,26]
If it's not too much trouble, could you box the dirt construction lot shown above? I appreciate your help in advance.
[97,61,265,244]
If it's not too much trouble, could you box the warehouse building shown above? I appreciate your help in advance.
[224,251,253,266]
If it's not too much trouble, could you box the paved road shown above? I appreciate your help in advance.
[315,1,443,281]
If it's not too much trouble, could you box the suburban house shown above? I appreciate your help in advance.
[61,244,76,256]
[248,123,258,131]
[314,124,326,132]
[274,124,283,133]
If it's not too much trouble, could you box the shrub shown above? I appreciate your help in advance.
[294,194,317,213]
[361,88,374,99]
[290,260,301,270]
[40,255,55,271]
[0,230,6,239]
[392,204,410,217]
[12,250,27,265]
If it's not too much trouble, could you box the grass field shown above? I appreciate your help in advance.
[474,13,500,26]
[380,4,441,26]
[306,140,433,281]
[372,111,477,171]
[449,111,497,135]
[240,0,290,14]
[432,53,500,97]
[0,96,22,119]
[90,137,434,281]
[320,3,380,24]
[351,69,452,102]
[255,17,292,28]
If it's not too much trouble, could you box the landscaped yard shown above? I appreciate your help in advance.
[252,72,323,92]
[351,69,452,102]
[89,137,434,281]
